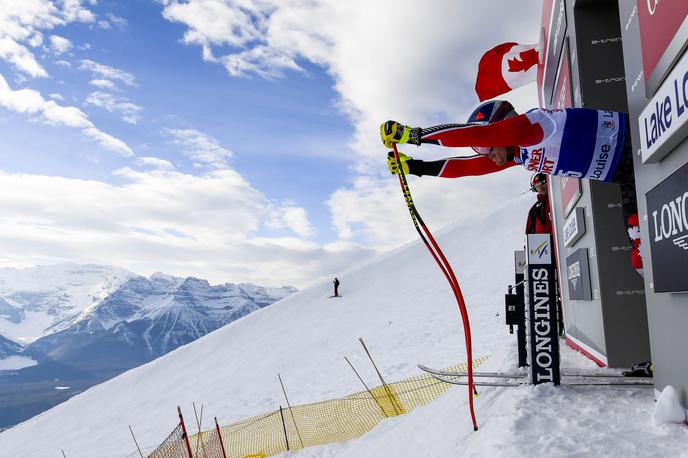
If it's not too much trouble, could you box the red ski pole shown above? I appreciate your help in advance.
[392,143,478,431]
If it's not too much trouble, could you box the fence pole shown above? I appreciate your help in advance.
[279,406,290,451]
[277,373,305,448]
[214,417,228,458]
[128,425,144,458]
[344,356,388,417]
[358,337,402,415]
[192,403,208,458]
[178,406,194,458]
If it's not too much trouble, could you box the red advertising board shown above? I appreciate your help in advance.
[537,0,567,108]
[553,39,580,216]
[638,0,688,93]
[553,40,572,110]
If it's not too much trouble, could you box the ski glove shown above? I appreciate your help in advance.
[380,121,421,148]
[387,151,412,175]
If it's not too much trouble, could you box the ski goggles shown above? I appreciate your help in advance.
[471,146,492,155]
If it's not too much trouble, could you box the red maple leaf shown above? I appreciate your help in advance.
[507,48,539,73]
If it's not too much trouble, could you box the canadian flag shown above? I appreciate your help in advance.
[475,42,539,101]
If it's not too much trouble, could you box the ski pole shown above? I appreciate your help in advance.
[391,143,478,431]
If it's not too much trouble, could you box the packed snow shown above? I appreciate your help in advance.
[0,192,686,457]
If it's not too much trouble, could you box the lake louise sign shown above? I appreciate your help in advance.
[639,49,688,163]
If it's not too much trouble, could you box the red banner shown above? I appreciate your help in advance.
[638,0,688,89]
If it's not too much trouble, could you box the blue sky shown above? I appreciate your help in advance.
[0,0,539,287]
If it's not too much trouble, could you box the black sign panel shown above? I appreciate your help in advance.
[566,248,592,300]
[647,161,688,292]
[527,263,561,385]
[526,234,561,385]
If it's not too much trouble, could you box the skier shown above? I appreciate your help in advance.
[525,173,552,235]
[382,100,642,274]
[333,277,340,297]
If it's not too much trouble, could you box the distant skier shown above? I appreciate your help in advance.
[525,173,552,235]
[333,277,340,297]
[382,100,642,274]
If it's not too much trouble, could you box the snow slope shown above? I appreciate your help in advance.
[1,195,686,457]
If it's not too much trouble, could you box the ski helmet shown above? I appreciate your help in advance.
[530,173,547,192]
[466,100,516,155]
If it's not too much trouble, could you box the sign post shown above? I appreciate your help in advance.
[525,234,561,385]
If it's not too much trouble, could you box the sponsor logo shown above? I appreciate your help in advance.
[631,70,644,93]
[651,191,688,251]
[640,50,688,162]
[567,261,581,290]
[589,146,611,180]
[590,37,622,45]
[646,0,661,16]
[530,240,550,260]
[531,267,555,383]
[615,290,645,295]
[526,148,556,174]
[625,5,637,32]
[595,77,625,84]
[551,1,565,57]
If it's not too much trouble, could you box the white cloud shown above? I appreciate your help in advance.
[79,59,136,86]
[0,167,342,287]
[89,79,117,90]
[0,37,48,78]
[85,90,142,124]
[164,128,233,168]
[49,35,72,54]
[0,73,133,156]
[161,0,542,248]
[266,202,316,238]
[106,13,127,28]
[0,0,95,77]
[48,92,64,100]
[137,156,175,170]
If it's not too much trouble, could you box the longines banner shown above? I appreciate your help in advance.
[647,161,688,292]
[525,234,560,385]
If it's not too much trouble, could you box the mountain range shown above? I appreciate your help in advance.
[0,264,296,429]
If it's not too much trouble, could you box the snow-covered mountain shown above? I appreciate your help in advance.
[0,334,22,359]
[0,264,137,344]
[26,274,297,373]
[0,266,296,431]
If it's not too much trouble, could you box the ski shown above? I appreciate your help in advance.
[419,365,652,381]
[428,373,527,387]
[419,365,527,379]
[562,381,654,387]
[430,373,653,387]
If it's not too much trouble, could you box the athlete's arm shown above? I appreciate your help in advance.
[419,114,544,148]
[408,154,517,178]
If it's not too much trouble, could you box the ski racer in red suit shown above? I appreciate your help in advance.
[382,100,642,274]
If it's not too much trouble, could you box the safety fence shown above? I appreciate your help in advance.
[145,355,489,458]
